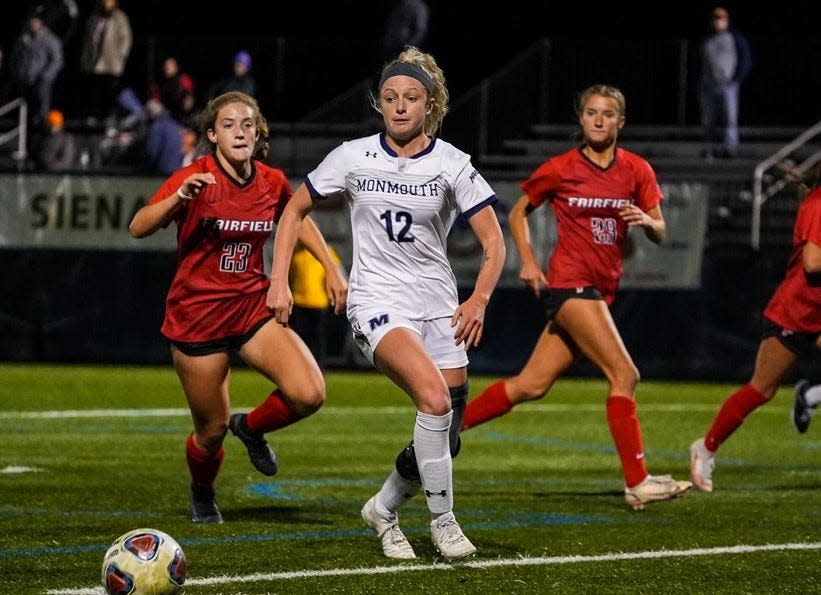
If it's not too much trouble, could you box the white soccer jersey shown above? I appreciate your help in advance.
[306,133,498,320]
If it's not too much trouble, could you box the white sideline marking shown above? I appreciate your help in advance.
[0,465,42,474]
[0,402,788,420]
[47,541,821,594]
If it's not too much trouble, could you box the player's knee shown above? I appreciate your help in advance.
[287,380,326,416]
[610,363,640,394]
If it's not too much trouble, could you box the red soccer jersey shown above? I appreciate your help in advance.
[149,154,292,342]
[763,188,821,332]
[520,147,663,304]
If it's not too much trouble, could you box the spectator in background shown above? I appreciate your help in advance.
[99,86,146,167]
[381,0,429,65]
[288,240,345,368]
[144,98,185,176]
[79,0,133,126]
[34,108,76,170]
[698,6,752,160]
[9,6,63,128]
[207,50,256,100]
[36,0,80,47]
[150,56,198,129]
[181,128,198,167]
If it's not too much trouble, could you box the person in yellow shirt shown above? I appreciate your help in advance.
[288,240,344,367]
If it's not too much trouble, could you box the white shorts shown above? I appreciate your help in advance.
[349,308,469,369]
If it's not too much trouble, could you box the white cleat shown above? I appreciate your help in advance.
[689,438,715,492]
[624,474,693,510]
[430,512,476,561]
[361,496,416,560]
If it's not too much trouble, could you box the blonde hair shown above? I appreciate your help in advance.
[371,46,449,136]
[197,91,270,160]
[576,84,626,118]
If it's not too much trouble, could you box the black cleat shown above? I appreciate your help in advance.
[189,484,223,524]
[792,380,815,434]
[229,413,278,476]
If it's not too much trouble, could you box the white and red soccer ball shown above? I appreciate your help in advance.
[101,528,187,595]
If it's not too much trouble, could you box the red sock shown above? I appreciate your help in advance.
[704,384,768,452]
[606,396,648,487]
[247,390,301,433]
[461,380,513,430]
[185,434,224,488]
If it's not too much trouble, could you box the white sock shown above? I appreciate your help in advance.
[413,410,453,517]
[375,469,421,516]
[804,384,821,409]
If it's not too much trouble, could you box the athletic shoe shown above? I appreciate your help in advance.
[229,413,278,476]
[430,512,476,561]
[189,485,223,524]
[624,474,693,510]
[792,379,814,434]
[361,496,416,559]
[689,438,715,492]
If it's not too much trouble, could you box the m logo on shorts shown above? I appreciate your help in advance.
[368,313,389,330]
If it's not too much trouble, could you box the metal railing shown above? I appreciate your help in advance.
[0,97,28,162]
[751,119,821,250]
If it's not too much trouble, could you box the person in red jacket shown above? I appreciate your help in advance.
[129,91,347,524]
[460,84,692,510]
[690,186,821,491]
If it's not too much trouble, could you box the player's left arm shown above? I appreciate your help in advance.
[619,203,665,245]
[803,240,821,287]
[452,205,506,348]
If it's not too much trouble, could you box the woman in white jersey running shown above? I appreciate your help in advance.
[268,46,505,561]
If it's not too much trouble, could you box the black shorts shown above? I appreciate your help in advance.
[762,316,819,357]
[170,315,273,356]
[539,286,603,321]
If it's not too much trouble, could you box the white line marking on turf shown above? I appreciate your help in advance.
[47,541,821,594]
[0,465,42,474]
[0,402,789,420]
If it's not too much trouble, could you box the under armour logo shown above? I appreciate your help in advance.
[365,151,377,158]
[425,489,448,498]
[576,287,584,294]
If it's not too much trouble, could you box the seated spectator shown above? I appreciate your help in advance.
[181,127,198,166]
[143,98,184,175]
[35,108,77,170]
[207,50,256,100]
[150,56,197,129]
[98,87,146,167]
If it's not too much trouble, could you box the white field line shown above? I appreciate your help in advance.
[0,402,781,420]
[47,541,821,595]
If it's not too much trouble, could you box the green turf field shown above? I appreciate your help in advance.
[0,364,818,594]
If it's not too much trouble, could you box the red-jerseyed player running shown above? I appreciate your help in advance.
[129,91,347,524]
[690,185,821,492]
[460,84,692,510]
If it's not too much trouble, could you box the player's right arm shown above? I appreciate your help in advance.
[129,172,215,238]
[510,194,546,297]
[269,183,315,325]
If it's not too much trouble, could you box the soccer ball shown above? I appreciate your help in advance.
[101,528,187,595]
